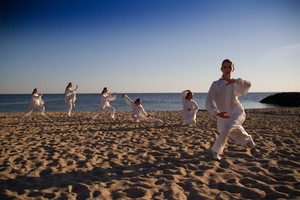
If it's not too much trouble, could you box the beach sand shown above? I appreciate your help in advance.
[0,108,299,199]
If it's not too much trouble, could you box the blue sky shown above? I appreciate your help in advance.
[0,0,299,94]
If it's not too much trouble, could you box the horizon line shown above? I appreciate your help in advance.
[1,91,297,95]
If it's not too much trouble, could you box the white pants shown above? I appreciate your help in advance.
[183,112,197,126]
[66,102,73,116]
[65,93,76,116]
[93,105,115,119]
[212,113,253,154]
[24,105,45,116]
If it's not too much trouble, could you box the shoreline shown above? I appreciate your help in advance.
[1,108,299,199]
[0,92,278,113]
[0,107,286,114]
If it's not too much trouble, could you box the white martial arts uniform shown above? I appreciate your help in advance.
[205,78,255,154]
[65,87,77,116]
[181,90,199,126]
[24,93,45,116]
[93,93,116,119]
[123,94,162,123]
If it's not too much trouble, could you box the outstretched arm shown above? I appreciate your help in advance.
[123,94,135,109]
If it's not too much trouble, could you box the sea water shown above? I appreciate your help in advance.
[0,93,276,113]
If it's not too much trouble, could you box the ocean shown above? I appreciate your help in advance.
[0,93,277,113]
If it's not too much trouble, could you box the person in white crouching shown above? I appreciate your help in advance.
[205,59,256,161]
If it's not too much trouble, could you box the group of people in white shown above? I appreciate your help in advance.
[24,59,256,160]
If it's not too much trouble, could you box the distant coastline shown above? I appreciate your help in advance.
[260,92,300,107]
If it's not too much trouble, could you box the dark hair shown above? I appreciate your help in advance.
[32,88,37,95]
[222,59,234,67]
[185,91,193,99]
[102,87,107,94]
[135,98,141,105]
[65,82,72,93]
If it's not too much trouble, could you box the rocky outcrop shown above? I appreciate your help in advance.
[260,92,300,107]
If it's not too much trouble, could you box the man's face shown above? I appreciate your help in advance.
[221,62,234,79]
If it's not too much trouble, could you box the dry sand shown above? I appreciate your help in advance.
[0,108,299,199]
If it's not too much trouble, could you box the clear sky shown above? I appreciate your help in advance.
[0,0,299,94]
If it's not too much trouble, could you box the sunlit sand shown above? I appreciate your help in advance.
[0,108,299,199]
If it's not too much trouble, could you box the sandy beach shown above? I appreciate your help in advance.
[0,108,299,199]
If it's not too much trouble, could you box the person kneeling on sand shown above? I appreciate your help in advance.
[122,94,162,123]
[181,90,199,128]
